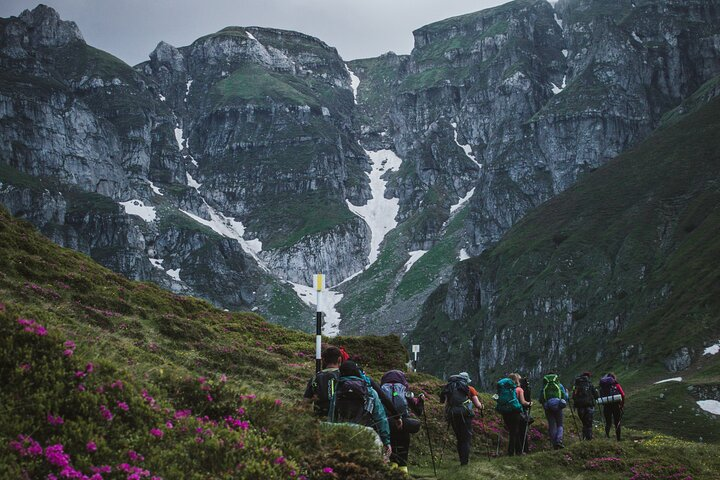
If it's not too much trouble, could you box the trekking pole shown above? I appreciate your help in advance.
[496,432,500,457]
[569,403,581,441]
[521,405,532,453]
[422,407,437,477]
[481,409,492,461]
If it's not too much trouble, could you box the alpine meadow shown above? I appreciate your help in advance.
[1,0,719,479]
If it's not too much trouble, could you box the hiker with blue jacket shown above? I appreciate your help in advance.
[381,370,424,474]
[440,372,483,465]
[329,360,392,459]
[539,372,569,449]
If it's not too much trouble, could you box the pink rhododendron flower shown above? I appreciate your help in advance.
[274,456,286,465]
[236,407,245,416]
[206,394,213,402]
[86,441,97,452]
[117,401,129,412]
[197,376,206,384]
[322,467,334,473]
[64,340,76,349]
[47,414,64,426]
[77,384,86,392]
[274,399,282,406]
[9,434,42,457]
[220,374,227,383]
[127,450,144,462]
[85,362,94,373]
[100,405,113,421]
[90,466,112,474]
[174,409,191,419]
[19,363,31,372]
[149,428,163,439]
[111,380,124,390]
[45,444,70,468]
[165,421,173,429]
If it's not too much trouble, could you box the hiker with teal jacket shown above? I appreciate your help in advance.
[539,372,569,449]
[329,360,392,459]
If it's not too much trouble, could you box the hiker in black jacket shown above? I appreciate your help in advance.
[440,372,483,465]
[303,346,343,417]
[572,371,599,440]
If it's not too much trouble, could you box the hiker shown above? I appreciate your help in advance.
[509,373,533,454]
[539,372,569,449]
[303,346,343,417]
[495,374,529,456]
[439,372,483,465]
[329,360,392,458]
[518,376,533,453]
[381,370,424,474]
[599,372,625,441]
[572,371,599,440]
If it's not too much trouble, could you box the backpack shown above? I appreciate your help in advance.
[443,378,473,419]
[381,383,409,418]
[495,378,522,414]
[599,376,620,397]
[520,377,531,403]
[312,370,340,416]
[333,377,374,426]
[573,376,594,408]
[542,374,563,401]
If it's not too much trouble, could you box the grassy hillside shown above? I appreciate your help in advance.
[2,207,720,478]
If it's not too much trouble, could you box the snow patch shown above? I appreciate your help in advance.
[148,181,163,196]
[450,122,481,169]
[166,269,181,281]
[345,64,360,104]
[654,377,682,384]
[631,31,643,43]
[184,79,193,102]
[403,250,428,273]
[554,13,563,29]
[562,49,569,58]
[174,128,184,151]
[450,187,476,214]
[246,31,258,42]
[119,200,156,222]
[180,203,263,258]
[149,258,164,269]
[697,400,720,415]
[346,149,403,265]
[290,282,343,337]
[186,172,201,190]
[551,75,567,95]
[458,248,470,261]
[158,94,166,102]
[704,341,720,356]
[188,156,198,167]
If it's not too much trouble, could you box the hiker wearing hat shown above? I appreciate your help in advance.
[381,370,425,474]
[572,371,599,440]
[329,360,392,459]
[440,372,483,465]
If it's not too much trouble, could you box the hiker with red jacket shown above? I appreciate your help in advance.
[572,371,600,440]
[599,373,625,441]
[440,372,483,465]
[381,370,424,474]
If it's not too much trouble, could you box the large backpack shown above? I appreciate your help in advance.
[333,377,374,426]
[312,370,340,416]
[599,376,620,397]
[443,378,473,419]
[496,378,522,414]
[381,383,409,418]
[572,376,594,408]
[542,374,563,401]
[520,377,531,403]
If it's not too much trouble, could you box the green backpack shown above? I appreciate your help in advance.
[495,378,522,414]
[542,374,563,401]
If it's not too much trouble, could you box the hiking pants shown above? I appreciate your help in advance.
[577,407,595,440]
[544,407,564,446]
[389,424,411,467]
[603,404,622,440]
[449,412,473,465]
[501,411,524,456]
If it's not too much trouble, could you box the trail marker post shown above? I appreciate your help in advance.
[314,273,324,373]
[412,344,420,371]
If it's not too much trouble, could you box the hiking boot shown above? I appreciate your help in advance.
[399,466,409,474]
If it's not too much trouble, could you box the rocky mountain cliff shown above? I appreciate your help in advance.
[2,1,720,343]
[409,83,720,389]
[337,0,720,335]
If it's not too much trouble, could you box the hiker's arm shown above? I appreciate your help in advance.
[517,389,531,408]
[372,393,392,446]
[471,395,483,410]
[303,378,316,401]
[616,384,626,403]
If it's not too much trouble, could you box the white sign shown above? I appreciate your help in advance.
[313,273,324,292]
[412,344,420,353]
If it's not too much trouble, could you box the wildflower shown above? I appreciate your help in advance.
[100,405,113,421]
[236,407,245,416]
[322,467,334,473]
[47,414,64,426]
[111,380,124,390]
[9,434,42,457]
[77,384,86,392]
[127,450,144,462]
[63,349,74,357]
[117,401,129,412]
[165,421,174,429]
[90,466,112,474]
[173,409,191,419]
[45,444,71,468]
[274,399,282,406]
[220,374,227,383]
[19,363,31,372]
[274,456,286,465]
[149,428,163,439]
[197,376,207,384]
[86,441,97,452]
[207,394,213,402]
[85,363,94,373]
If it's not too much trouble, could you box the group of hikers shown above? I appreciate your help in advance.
[303,346,626,472]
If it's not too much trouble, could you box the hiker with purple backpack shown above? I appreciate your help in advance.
[598,373,626,441]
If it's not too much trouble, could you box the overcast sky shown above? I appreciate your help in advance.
[0,0,508,66]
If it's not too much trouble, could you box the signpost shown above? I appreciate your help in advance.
[313,273,324,373]
[412,344,420,371]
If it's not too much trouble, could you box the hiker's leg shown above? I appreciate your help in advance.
[555,410,564,446]
[501,413,514,455]
[545,408,557,445]
[395,430,411,467]
[603,406,612,437]
[450,415,463,463]
[458,416,472,465]
[512,413,524,454]
[613,405,622,441]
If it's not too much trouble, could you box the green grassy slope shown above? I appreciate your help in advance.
[0,206,408,479]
